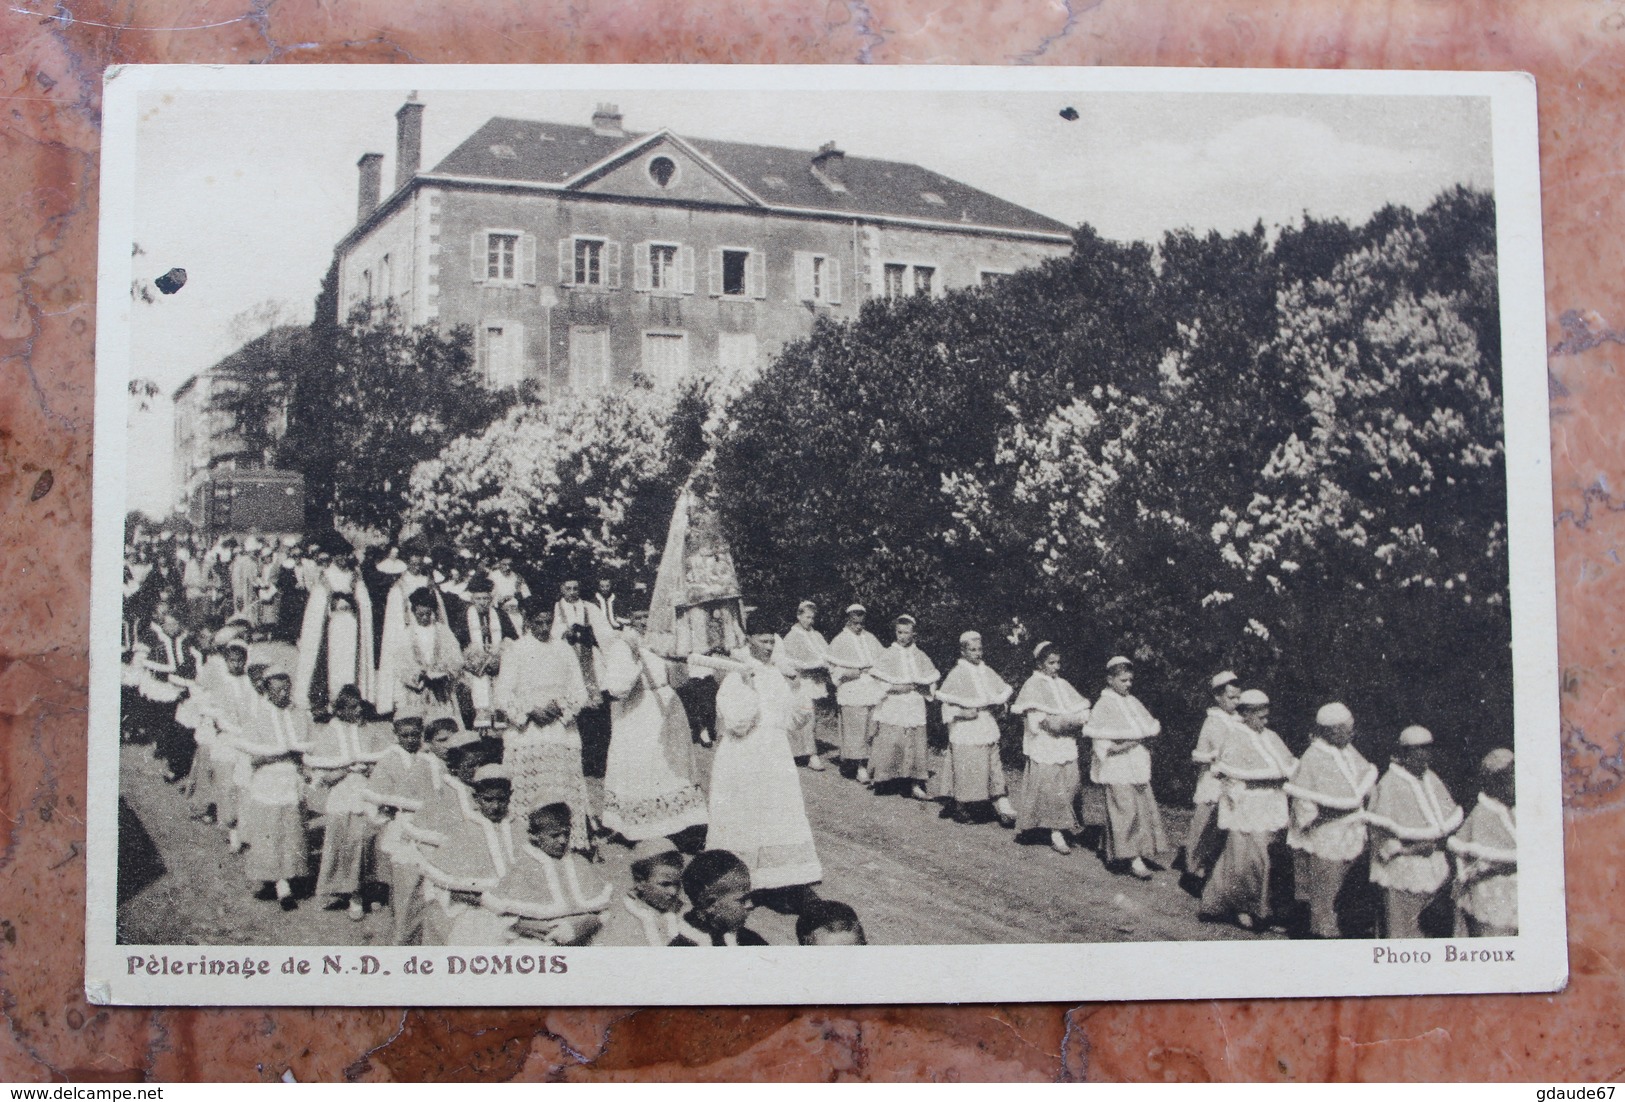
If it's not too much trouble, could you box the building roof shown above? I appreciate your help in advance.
[430,117,1073,237]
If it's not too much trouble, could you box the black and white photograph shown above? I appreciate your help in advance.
[87,64,1561,1005]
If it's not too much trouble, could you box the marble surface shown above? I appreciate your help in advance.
[1,0,1622,1082]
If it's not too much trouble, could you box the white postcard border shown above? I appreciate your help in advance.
[86,63,1563,1007]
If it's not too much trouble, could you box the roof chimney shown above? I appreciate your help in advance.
[591,103,625,137]
[356,152,384,221]
[395,94,424,191]
[810,140,848,193]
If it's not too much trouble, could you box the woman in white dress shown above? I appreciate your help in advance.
[709,631,823,893]
[601,607,708,843]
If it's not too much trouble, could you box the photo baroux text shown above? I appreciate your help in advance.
[85,63,1563,1005]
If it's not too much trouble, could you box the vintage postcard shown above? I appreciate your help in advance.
[87,64,1562,1005]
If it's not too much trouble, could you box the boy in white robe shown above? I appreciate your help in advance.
[796,899,868,946]
[934,630,1017,826]
[1184,671,1243,883]
[1448,748,1517,937]
[1366,726,1464,938]
[234,664,313,910]
[773,600,835,771]
[595,838,689,947]
[417,771,524,945]
[1199,689,1297,929]
[1284,702,1378,938]
[867,614,940,800]
[306,686,387,920]
[481,803,615,946]
[670,849,771,947]
[825,604,886,783]
[1011,642,1090,855]
[360,716,438,940]
[1083,657,1168,879]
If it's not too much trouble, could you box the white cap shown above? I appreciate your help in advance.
[1033,641,1053,660]
[959,630,982,646]
[1238,688,1269,708]
[1210,670,1238,691]
[472,763,509,784]
[1481,747,1514,773]
[1316,702,1354,727]
[845,603,866,615]
[1106,655,1133,671]
[1399,725,1434,747]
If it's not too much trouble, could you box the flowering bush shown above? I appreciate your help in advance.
[407,377,708,587]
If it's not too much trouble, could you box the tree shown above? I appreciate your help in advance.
[713,187,1508,788]
[299,303,511,542]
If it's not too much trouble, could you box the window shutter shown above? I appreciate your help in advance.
[794,252,813,302]
[475,322,490,383]
[708,248,723,297]
[519,234,537,285]
[558,238,573,285]
[680,245,696,294]
[749,250,766,299]
[605,241,622,289]
[510,321,527,385]
[827,257,842,304]
[633,242,652,292]
[471,232,487,283]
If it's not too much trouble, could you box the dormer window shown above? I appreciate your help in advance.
[761,174,788,189]
[921,191,945,206]
[648,155,678,188]
[489,143,518,160]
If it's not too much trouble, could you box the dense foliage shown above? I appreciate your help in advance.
[713,187,1506,785]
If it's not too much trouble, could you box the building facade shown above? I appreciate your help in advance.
[334,99,1074,394]
[171,327,298,526]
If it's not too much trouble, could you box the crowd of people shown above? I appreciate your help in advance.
[120,528,1518,946]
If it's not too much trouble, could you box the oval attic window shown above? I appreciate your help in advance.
[648,156,677,187]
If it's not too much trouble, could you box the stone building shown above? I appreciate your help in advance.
[334,97,1073,393]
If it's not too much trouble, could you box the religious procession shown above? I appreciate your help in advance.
[118,489,1518,949]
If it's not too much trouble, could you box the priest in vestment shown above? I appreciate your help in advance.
[293,555,377,712]
[1284,702,1378,938]
[460,573,504,728]
[1198,689,1297,929]
[933,630,1016,825]
[388,586,465,730]
[1366,726,1464,939]
[709,631,823,893]
[600,606,708,843]
[493,598,593,851]
[1447,748,1517,937]
[1082,656,1168,878]
[1011,642,1090,854]
[825,604,885,783]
